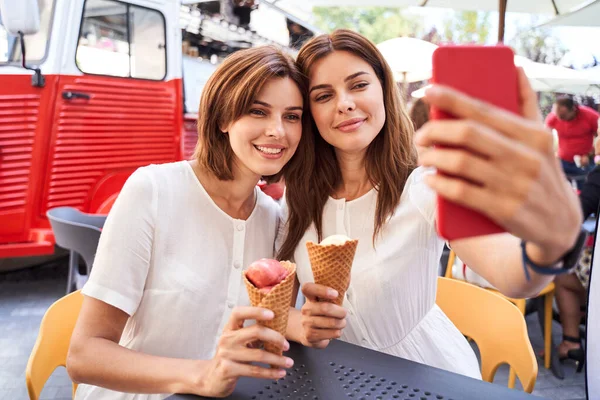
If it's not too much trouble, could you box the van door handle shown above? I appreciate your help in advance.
[62,91,91,100]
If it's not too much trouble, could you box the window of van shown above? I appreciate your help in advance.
[76,0,166,80]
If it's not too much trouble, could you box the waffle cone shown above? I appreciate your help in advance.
[244,261,296,355]
[306,240,358,306]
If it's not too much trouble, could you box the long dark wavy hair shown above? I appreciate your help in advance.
[278,29,418,261]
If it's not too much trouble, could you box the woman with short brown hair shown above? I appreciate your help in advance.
[68,46,307,399]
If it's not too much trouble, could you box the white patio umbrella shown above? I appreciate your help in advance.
[377,37,438,85]
[411,55,600,98]
[566,66,600,95]
[302,0,585,14]
[303,0,592,41]
[410,79,559,98]
[515,55,600,93]
[583,65,600,78]
[538,0,600,27]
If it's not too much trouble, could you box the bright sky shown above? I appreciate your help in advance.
[272,1,600,68]
[409,7,600,68]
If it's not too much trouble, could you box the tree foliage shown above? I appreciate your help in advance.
[441,11,491,44]
[509,19,568,116]
[312,7,424,44]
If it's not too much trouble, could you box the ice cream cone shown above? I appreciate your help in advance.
[306,239,358,306]
[244,261,296,355]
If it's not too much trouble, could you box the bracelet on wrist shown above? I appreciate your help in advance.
[521,230,587,281]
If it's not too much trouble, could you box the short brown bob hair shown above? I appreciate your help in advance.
[193,46,307,182]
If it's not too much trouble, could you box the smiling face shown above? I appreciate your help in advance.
[308,51,386,157]
[224,77,304,178]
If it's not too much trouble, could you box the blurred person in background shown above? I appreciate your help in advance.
[545,96,599,183]
[408,97,430,160]
[553,164,600,371]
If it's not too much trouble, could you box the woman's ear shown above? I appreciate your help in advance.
[218,120,230,134]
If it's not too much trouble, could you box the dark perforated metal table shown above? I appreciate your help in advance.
[165,339,540,400]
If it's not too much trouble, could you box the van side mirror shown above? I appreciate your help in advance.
[0,0,45,87]
[0,0,40,35]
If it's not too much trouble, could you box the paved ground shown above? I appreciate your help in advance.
[0,259,587,400]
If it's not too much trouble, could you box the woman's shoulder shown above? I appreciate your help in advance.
[580,104,600,119]
[136,161,191,182]
[128,161,201,196]
[403,166,434,197]
[402,166,437,224]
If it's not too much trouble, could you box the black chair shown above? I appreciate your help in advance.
[538,217,596,379]
[46,207,106,293]
[566,172,588,191]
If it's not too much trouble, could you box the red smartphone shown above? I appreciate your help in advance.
[430,45,519,241]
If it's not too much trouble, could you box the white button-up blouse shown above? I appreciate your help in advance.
[75,161,281,400]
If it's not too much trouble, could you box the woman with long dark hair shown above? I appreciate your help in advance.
[280,30,583,378]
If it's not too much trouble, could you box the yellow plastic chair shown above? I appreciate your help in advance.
[445,250,554,387]
[436,277,538,393]
[26,290,83,400]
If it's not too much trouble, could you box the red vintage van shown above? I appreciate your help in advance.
[0,0,311,270]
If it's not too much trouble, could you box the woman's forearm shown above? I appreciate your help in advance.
[67,336,207,395]
[285,307,306,344]
[285,279,306,345]
[452,234,555,299]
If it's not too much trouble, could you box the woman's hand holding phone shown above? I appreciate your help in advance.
[416,67,582,264]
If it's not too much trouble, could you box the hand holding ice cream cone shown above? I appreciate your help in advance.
[294,234,357,349]
[199,306,293,397]
[305,234,358,306]
[243,259,297,356]
[298,282,347,349]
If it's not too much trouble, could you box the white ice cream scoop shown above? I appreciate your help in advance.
[320,234,352,246]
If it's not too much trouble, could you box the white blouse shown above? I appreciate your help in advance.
[285,167,481,379]
[75,161,281,400]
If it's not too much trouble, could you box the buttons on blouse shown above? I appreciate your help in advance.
[361,338,368,345]
[227,301,235,309]
[236,224,245,232]
[234,260,241,269]
[338,203,344,210]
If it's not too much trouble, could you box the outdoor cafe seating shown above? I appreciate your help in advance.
[46,207,106,294]
[26,278,539,399]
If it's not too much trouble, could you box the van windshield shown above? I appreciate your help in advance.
[0,0,56,64]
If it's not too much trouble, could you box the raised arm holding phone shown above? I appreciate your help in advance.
[279,30,584,379]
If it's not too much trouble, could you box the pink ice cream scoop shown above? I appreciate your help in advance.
[245,259,289,293]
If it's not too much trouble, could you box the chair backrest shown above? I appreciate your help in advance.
[436,277,538,393]
[47,206,106,228]
[47,207,105,272]
[445,249,455,278]
[26,290,83,400]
